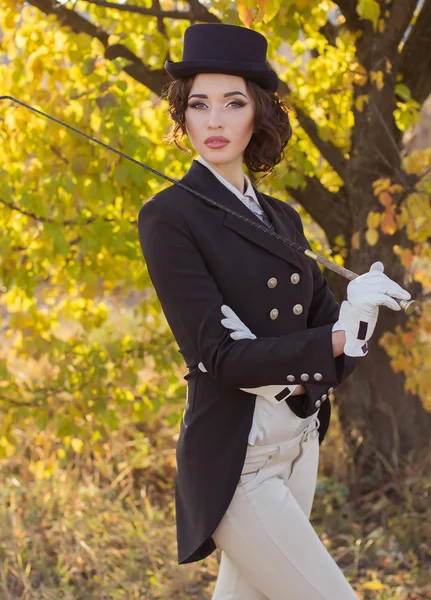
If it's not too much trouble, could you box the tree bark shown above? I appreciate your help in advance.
[323,229,431,474]
[310,104,431,467]
[399,0,431,105]
[283,2,431,468]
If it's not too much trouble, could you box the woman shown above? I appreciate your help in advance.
[137,23,411,599]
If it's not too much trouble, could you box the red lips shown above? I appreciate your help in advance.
[204,136,230,144]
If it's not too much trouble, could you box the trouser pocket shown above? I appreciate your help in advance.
[240,451,272,486]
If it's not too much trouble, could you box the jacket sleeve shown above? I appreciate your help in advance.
[138,196,344,390]
[199,348,299,405]
[286,205,357,388]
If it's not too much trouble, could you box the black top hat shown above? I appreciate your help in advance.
[164,23,279,93]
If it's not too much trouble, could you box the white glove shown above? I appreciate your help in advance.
[347,261,411,311]
[198,304,256,372]
[333,300,377,356]
[333,262,411,357]
[220,304,257,341]
[198,304,297,405]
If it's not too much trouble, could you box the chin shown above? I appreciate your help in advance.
[201,148,239,164]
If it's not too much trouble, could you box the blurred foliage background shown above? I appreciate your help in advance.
[0,0,430,598]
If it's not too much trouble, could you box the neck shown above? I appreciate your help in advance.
[203,156,246,194]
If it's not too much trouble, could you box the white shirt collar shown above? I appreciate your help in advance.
[196,155,260,205]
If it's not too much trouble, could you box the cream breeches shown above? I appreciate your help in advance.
[211,416,359,600]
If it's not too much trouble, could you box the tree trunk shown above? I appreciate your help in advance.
[311,13,431,469]
[334,303,431,467]
[324,188,431,472]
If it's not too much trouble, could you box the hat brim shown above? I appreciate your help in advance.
[164,59,279,92]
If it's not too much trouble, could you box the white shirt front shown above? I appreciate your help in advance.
[196,155,272,225]
[195,156,310,445]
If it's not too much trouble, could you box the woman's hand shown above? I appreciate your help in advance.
[333,301,376,357]
[220,304,256,340]
[334,262,411,357]
[291,384,306,395]
[347,261,411,310]
[198,304,256,372]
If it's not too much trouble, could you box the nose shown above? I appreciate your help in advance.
[207,107,223,129]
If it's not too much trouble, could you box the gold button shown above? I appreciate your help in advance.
[268,455,273,459]
[267,277,278,288]
[328,387,334,394]
[291,273,300,284]
[270,308,279,320]
[300,373,309,382]
[314,399,322,408]
[313,373,323,381]
[321,394,328,401]
[293,304,303,315]
[286,375,295,383]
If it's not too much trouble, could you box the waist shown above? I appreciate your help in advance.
[247,414,320,453]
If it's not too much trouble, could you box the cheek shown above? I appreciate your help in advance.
[184,112,201,138]
[237,113,254,139]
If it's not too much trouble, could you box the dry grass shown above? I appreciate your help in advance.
[0,403,430,599]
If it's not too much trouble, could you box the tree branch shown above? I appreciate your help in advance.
[79,0,219,22]
[294,104,348,182]
[319,20,339,47]
[0,197,116,226]
[278,79,348,181]
[399,0,431,104]
[284,176,349,243]
[376,0,418,54]
[152,0,169,41]
[332,1,364,31]
[27,0,171,96]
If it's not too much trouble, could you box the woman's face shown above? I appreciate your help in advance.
[184,73,256,166]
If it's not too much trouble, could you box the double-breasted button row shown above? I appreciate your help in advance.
[267,275,302,319]
[266,273,300,288]
[293,304,303,315]
[268,304,304,319]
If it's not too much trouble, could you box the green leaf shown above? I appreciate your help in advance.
[395,83,411,101]
[357,0,381,31]
[263,0,282,23]
[44,223,70,256]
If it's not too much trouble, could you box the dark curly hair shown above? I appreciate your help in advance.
[161,76,293,182]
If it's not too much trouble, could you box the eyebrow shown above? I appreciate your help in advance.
[188,91,248,100]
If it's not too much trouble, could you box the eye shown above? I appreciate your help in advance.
[187,101,246,109]
[228,101,246,108]
[188,102,205,109]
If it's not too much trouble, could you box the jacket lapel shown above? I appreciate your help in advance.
[181,160,306,272]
